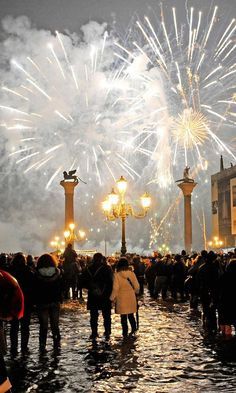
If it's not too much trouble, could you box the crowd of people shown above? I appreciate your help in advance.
[1,245,236,392]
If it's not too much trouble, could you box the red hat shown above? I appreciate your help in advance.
[0,270,24,320]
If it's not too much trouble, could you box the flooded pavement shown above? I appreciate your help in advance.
[5,293,236,393]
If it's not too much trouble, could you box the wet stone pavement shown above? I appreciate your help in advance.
[5,292,236,393]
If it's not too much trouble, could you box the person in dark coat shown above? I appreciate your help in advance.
[218,258,236,335]
[132,256,145,295]
[187,254,204,309]
[154,257,171,300]
[62,243,78,300]
[171,254,186,301]
[145,258,157,297]
[196,251,220,332]
[35,254,63,352]
[81,253,113,340]
[9,253,35,355]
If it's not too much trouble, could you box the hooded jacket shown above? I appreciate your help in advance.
[35,267,63,306]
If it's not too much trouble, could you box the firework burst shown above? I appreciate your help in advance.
[0,22,143,189]
[114,3,236,186]
[172,108,209,149]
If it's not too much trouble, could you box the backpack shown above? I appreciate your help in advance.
[88,265,104,298]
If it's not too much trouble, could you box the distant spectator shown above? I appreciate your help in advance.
[81,253,113,340]
[35,253,63,352]
[62,244,78,300]
[196,251,220,332]
[145,258,157,297]
[218,259,236,336]
[9,253,35,355]
[171,254,186,301]
[132,255,145,295]
[110,258,140,338]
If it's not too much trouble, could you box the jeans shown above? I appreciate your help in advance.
[121,314,137,337]
[90,306,111,338]
[37,302,61,349]
[10,305,32,353]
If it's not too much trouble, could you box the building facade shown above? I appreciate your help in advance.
[211,156,236,248]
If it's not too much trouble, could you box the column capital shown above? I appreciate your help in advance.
[178,181,197,196]
[60,179,79,194]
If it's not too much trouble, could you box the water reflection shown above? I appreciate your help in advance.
[4,294,236,392]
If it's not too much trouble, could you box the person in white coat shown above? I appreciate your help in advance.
[110,258,140,337]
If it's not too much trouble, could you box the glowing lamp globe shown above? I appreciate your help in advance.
[102,198,111,212]
[117,176,127,194]
[141,192,151,209]
[108,188,119,205]
[79,230,86,239]
[64,230,70,239]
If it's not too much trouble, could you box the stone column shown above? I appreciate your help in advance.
[60,179,79,245]
[178,181,197,253]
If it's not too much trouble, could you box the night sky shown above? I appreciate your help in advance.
[0,0,236,34]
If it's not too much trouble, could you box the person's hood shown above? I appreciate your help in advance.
[37,267,60,280]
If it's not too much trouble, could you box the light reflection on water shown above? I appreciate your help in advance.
[5,294,236,393]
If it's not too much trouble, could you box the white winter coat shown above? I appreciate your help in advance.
[110,269,140,315]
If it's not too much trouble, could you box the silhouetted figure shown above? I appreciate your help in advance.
[62,244,78,300]
[153,257,171,300]
[81,253,113,340]
[196,251,220,332]
[9,253,35,355]
[145,258,157,297]
[218,259,236,336]
[35,254,63,352]
[132,256,145,295]
[171,254,187,301]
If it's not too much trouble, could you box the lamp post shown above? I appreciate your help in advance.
[102,176,151,255]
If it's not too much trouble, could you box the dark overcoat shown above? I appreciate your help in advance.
[81,262,113,310]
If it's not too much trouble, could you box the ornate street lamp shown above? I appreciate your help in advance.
[64,222,86,246]
[159,243,170,254]
[50,236,65,255]
[102,176,151,255]
[208,236,224,250]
